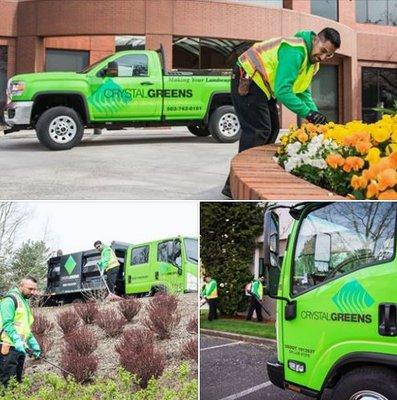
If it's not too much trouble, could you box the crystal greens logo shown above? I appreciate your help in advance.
[301,280,374,324]
[87,78,133,117]
[64,255,77,275]
[332,279,374,313]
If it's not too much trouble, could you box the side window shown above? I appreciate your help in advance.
[115,54,148,77]
[131,246,149,265]
[158,240,182,267]
[293,203,396,295]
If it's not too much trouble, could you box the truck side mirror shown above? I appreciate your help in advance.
[264,210,280,297]
[314,232,331,273]
[105,61,119,77]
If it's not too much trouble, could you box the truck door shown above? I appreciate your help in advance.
[281,202,397,391]
[88,52,162,121]
[156,239,182,292]
[124,244,151,294]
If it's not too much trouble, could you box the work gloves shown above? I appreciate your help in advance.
[306,111,328,125]
[14,338,27,355]
[27,336,41,359]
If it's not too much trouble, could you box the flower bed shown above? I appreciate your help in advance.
[276,115,397,199]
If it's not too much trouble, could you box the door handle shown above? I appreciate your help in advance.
[140,81,154,86]
[379,303,397,336]
[128,275,131,284]
[155,272,159,280]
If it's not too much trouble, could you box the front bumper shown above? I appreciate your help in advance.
[4,101,33,128]
[267,358,285,389]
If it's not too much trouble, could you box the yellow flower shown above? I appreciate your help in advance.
[351,175,368,190]
[377,168,397,191]
[365,148,381,165]
[367,181,380,199]
[343,156,364,173]
[326,153,345,169]
[379,189,397,200]
[371,126,391,143]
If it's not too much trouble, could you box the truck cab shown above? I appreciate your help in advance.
[264,202,397,400]
[46,236,197,303]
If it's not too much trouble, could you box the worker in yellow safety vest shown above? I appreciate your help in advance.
[94,240,120,294]
[222,27,341,198]
[0,276,41,386]
[201,275,218,321]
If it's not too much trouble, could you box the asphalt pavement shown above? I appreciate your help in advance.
[0,127,238,200]
[200,335,311,400]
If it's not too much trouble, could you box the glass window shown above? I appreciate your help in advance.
[115,36,145,52]
[362,67,397,122]
[0,46,7,123]
[158,240,182,267]
[45,49,89,72]
[356,0,397,26]
[293,203,396,295]
[173,37,253,69]
[113,54,148,77]
[311,65,339,123]
[184,238,198,263]
[131,246,149,265]
[311,0,338,21]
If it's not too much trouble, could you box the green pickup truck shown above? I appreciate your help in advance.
[3,49,240,150]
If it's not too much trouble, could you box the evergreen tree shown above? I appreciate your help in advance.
[200,202,265,315]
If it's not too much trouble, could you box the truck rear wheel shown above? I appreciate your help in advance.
[36,106,84,150]
[330,367,397,400]
[187,125,211,137]
[209,105,241,143]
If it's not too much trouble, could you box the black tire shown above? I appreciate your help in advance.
[150,285,167,296]
[330,366,397,400]
[208,105,241,143]
[187,125,211,137]
[36,106,84,150]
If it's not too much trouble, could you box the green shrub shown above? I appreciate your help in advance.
[0,363,197,400]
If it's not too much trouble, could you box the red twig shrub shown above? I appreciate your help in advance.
[181,338,198,362]
[35,334,53,358]
[64,326,98,355]
[59,349,98,383]
[115,328,165,388]
[73,301,99,325]
[57,309,81,335]
[118,298,141,322]
[142,293,181,339]
[95,309,127,337]
[32,313,54,336]
[186,315,198,334]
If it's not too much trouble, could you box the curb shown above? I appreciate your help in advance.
[200,328,276,345]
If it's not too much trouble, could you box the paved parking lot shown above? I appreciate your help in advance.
[0,127,237,200]
[200,335,311,400]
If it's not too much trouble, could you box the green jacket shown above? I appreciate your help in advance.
[0,288,34,345]
[274,30,318,118]
[251,280,264,300]
[97,245,120,272]
[201,279,218,299]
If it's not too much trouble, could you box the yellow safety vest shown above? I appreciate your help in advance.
[105,246,120,271]
[238,37,320,99]
[204,279,218,299]
[0,289,34,345]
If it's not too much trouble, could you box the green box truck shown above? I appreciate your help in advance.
[263,202,397,400]
[46,236,198,304]
[4,48,240,150]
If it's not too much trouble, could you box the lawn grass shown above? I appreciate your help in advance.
[200,311,276,339]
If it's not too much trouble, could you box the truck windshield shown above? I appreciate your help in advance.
[77,55,113,74]
[184,238,198,263]
[293,203,396,295]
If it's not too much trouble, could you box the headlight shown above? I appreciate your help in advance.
[8,80,26,99]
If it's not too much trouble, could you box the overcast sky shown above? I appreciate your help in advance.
[12,201,198,255]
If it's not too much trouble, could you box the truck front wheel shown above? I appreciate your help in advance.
[36,106,84,150]
[209,106,241,143]
[330,366,397,400]
[187,125,211,137]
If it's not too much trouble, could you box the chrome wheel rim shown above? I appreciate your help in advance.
[218,113,240,137]
[49,116,77,144]
[349,390,388,400]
